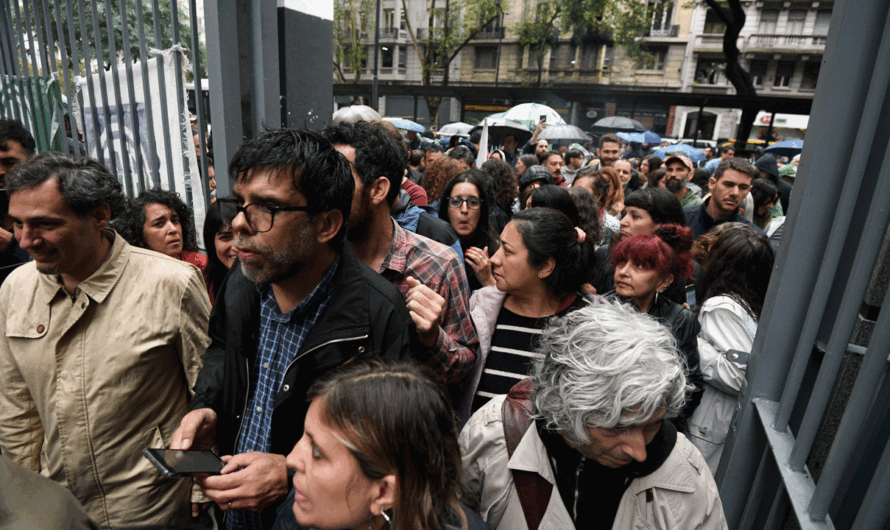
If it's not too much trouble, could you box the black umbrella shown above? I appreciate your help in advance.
[468,118,533,146]
[589,116,647,136]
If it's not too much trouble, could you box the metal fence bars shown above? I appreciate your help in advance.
[716,0,890,528]
[0,0,211,235]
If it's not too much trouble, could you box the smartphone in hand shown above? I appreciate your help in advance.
[144,448,225,478]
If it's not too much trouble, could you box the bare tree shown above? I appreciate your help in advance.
[703,0,758,147]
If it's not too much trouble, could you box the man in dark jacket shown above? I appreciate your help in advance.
[754,153,792,214]
[684,158,763,239]
[170,129,421,530]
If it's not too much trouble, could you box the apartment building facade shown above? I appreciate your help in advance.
[335,0,826,139]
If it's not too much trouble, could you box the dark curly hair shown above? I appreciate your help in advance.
[480,158,518,213]
[117,188,198,252]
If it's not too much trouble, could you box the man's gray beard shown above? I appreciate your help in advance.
[666,177,688,193]
[236,224,314,285]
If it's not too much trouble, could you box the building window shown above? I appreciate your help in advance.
[381,46,394,68]
[383,9,395,31]
[475,46,497,69]
[787,10,806,34]
[580,45,598,70]
[703,9,726,34]
[638,47,667,70]
[749,59,768,86]
[695,58,725,84]
[758,9,778,33]
[603,47,613,69]
[801,61,821,89]
[774,61,795,87]
[517,46,524,69]
[648,0,673,33]
[398,46,406,69]
[814,10,831,35]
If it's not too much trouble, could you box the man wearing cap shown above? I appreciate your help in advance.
[663,153,703,208]
[518,165,553,208]
[684,158,762,239]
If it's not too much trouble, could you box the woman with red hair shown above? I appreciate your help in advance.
[604,224,704,429]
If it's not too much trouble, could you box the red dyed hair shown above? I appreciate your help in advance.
[612,224,695,282]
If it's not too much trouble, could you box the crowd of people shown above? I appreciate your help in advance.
[0,113,785,530]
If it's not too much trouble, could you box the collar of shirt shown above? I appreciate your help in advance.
[255,253,341,323]
[377,218,409,276]
[36,229,126,305]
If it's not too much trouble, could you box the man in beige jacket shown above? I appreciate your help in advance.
[0,152,210,529]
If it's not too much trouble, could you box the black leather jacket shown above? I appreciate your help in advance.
[603,291,704,428]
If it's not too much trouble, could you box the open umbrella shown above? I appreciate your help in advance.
[502,103,566,131]
[383,117,425,133]
[653,143,707,163]
[468,118,533,146]
[538,124,591,145]
[617,130,661,144]
[765,139,804,158]
[590,116,646,135]
[437,122,474,137]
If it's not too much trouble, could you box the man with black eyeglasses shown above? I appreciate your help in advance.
[170,129,421,530]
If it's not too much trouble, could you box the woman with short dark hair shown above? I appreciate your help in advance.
[202,199,238,304]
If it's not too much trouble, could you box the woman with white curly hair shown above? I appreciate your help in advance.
[459,302,727,530]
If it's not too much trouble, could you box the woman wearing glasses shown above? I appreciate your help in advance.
[455,207,597,424]
[438,171,499,292]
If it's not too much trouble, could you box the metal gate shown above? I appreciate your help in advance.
[716,0,890,527]
[0,0,212,209]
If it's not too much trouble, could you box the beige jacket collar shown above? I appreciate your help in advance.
[36,230,128,305]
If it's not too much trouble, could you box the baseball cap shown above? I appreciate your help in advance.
[664,153,694,172]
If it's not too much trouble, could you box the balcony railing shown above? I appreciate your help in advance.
[473,27,505,39]
[694,34,727,48]
[691,84,731,94]
[647,25,679,38]
[748,34,828,48]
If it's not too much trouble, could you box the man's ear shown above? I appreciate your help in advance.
[708,176,717,194]
[91,203,112,230]
[314,209,344,244]
[369,176,391,207]
[368,474,398,519]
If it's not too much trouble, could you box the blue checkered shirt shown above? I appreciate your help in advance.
[227,256,339,530]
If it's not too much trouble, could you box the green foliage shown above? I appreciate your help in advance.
[14,0,204,77]
[515,0,655,85]
[333,0,376,82]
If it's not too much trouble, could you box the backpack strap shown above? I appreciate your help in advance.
[502,379,554,530]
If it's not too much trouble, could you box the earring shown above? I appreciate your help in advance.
[381,510,393,530]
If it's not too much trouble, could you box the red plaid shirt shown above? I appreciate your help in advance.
[378,221,479,383]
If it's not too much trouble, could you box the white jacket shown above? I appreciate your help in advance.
[688,295,758,473]
[460,395,727,530]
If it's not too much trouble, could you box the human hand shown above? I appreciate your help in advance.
[405,276,445,348]
[196,452,288,512]
[170,408,218,451]
[465,247,494,287]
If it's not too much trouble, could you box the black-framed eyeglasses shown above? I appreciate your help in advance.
[217,198,310,233]
[448,196,482,210]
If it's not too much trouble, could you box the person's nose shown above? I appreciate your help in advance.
[459,201,469,213]
[616,261,632,278]
[230,208,254,235]
[619,427,648,463]
[16,224,37,250]
[286,436,308,476]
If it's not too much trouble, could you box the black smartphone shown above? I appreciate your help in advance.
[539,114,547,123]
[685,284,697,312]
[143,448,225,478]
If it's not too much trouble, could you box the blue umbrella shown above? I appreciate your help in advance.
[383,117,425,133]
[654,143,707,163]
[617,130,661,144]
[765,140,804,158]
